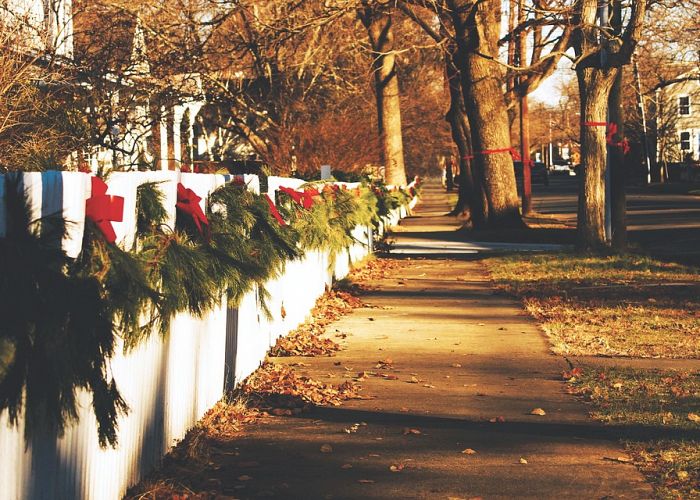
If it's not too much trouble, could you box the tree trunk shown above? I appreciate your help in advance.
[444,49,485,224]
[447,0,522,228]
[519,93,533,215]
[516,0,533,215]
[361,8,407,186]
[576,68,617,249]
[609,69,626,250]
[609,0,627,250]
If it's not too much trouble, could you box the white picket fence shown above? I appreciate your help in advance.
[0,171,413,500]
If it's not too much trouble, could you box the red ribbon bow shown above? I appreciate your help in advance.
[265,194,287,226]
[605,122,631,155]
[279,186,317,209]
[176,182,210,237]
[85,176,124,244]
[584,121,630,155]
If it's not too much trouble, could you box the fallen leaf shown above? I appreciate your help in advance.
[613,382,623,389]
[320,444,333,453]
[358,479,375,484]
[341,464,353,469]
[451,363,462,368]
[519,458,528,464]
[237,475,253,481]
[408,376,420,384]
[687,413,700,423]
[389,464,404,472]
[422,384,435,389]
[461,448,477,455]
[530,408,546,416]
[489,416,506,423]
[677,470,689,480]
[402,427,422,435]
[604,456,632,463]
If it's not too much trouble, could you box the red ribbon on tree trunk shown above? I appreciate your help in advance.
[265,194,287,226]
[479,147,521,161]
[583,121,630,154]
[176,182,210,238]
[85,176,124,244]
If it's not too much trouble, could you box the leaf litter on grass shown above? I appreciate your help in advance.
[486,253,700,358]
[569,366,700,499]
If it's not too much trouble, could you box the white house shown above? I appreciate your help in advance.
[657,71,700,164]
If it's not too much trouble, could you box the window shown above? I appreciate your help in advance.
[680,131,691,151]
[679,96,691,116]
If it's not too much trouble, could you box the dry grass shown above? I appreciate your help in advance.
[486,253,700,358]
[569,367,700,499]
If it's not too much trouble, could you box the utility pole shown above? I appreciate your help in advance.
[633,57,652,185]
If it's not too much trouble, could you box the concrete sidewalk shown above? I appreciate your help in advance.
[194,185,653,499]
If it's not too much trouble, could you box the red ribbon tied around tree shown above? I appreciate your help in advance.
[265,194,287,226]
[176,182,210,237]
[584,121,630,154]
[85,176,124,244]
[480,147,521,161]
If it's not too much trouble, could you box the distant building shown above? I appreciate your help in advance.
[656,71,700,164]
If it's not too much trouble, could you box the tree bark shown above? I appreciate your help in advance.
[361,7,407,186]
[576,68,617,249]
[610,0,627,250]
[447,0,522,228]
[444,48,485,224]
[572,0,646,249]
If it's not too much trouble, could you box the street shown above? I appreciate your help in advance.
[532,175,700,260]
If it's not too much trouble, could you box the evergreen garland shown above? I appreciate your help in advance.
[0,174,408,447]
[0,179,128,448]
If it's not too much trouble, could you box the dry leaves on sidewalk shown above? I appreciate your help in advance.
[270,289,364,357]
[241,362,364,410]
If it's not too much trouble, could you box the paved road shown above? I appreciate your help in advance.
[164,185,652,499]
[532,176,700,258]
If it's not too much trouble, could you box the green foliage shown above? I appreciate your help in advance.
[136,182,168,238]
[0,179,127,448]
[371,181,412,219]
[0,177,397,447]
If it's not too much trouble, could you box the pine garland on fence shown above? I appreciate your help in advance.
[0,174,415,448]
[0,179,128,448]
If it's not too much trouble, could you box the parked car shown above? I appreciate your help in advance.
[551,161,576,176]
[513,161,549,186]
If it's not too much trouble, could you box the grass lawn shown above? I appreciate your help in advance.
[485,253,700,358]
[571,367,700,499]
[486,252,700,498]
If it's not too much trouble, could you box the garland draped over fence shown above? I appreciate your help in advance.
[0,172,418,447]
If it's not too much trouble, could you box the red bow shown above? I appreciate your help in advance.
[176,183,210,237]
[279,186,316,209]
[265,194,287,226]
[584,121,630,155]
[85,176,124,244]
[605,122,631,155]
